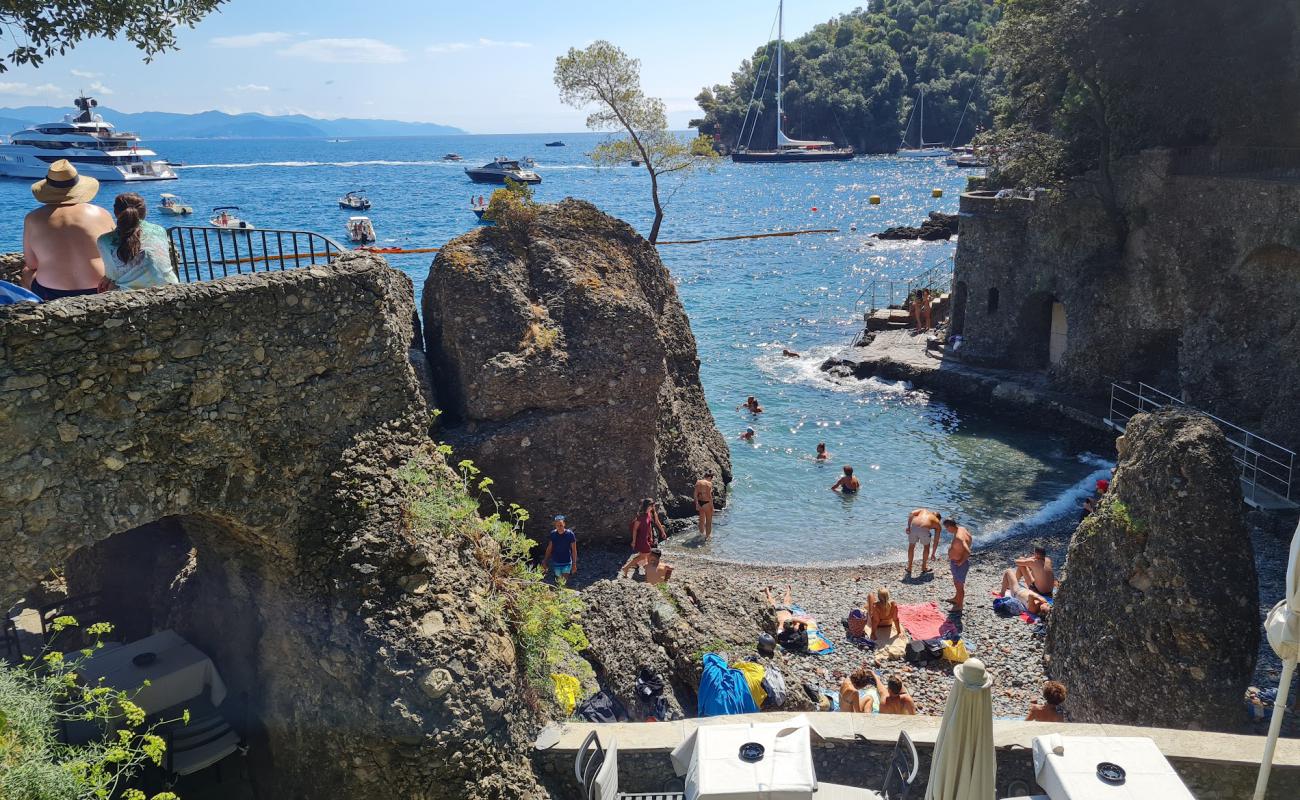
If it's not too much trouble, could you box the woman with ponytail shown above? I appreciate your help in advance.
[96,192,177,290]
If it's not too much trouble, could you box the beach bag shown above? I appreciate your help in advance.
[905,638,944,664]
[941,639,969,663]
[635,667,670,721]
[551,673,582,716]
[760,665,788,709]
[778,626,809,653]
[994,596,1028,617]
[847,608,869,638]
[576,690,629,723]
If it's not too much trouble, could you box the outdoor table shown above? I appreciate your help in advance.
[1032,735,1195,800]
[78,629,227,715]
[671,717,817,800]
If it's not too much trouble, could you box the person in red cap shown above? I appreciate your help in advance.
[1096,478,1110,493]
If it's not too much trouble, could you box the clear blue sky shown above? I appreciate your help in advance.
[0,0,859,133]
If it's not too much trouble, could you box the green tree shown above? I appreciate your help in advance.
[554,41,717,244]
[0,1,226,72]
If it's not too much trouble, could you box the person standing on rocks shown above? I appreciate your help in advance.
[22,160,115,300]
[542,514,577,582]
[905,508,942,574]
[1015,546,1056,597]
[695,471,716,541]
[943,518,972,611]
[621,498,665,578]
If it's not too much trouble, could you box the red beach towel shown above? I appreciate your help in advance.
[897,602,947,641]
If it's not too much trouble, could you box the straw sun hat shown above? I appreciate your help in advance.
[952,658,994,690]
[31,159,99,205]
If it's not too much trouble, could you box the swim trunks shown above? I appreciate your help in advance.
[907,523,932,546]
[949,559,970,584]
[1029,582,1053,598]
[30,279,97,301]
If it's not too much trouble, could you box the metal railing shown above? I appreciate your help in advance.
[1106,382,1296,506]
[167,226,348,284]
[1168,146,1300,182]
[855,258,954,317]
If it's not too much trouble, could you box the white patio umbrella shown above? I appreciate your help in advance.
[1253,517,1300,800]
[926,657,996,800]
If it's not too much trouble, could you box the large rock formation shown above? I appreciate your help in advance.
[422,199,730,545]
[1046,409,1259,730]
[0,254,547,798]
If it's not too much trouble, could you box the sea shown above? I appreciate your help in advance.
[0,132,1110,565]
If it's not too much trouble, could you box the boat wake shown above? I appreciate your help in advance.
[176,159,459,170]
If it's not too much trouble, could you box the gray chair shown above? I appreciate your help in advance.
[815,731,919,799]
[574,731,684,800]
[2,616,21,662]
[158,693,244,783]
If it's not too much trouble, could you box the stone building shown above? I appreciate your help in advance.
[950,148,1300,454]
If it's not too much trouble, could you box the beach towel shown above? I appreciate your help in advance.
[698,653,759,717]
[731,661,768,708]
[897,602,948,640]
[551,673,581,716]
[781,604,835,655]
[874,630,910,661]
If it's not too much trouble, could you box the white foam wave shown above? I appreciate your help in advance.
[974,459,1115,547]
[177,159,455,169]
[755,344,921,399]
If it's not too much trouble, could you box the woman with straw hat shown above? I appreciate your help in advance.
[926,658,996,800]
[22,159,114,300]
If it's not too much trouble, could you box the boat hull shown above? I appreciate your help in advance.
[897,149,951,158]
[731,149,855,163]
[465,169,542,185]
[0,150,176,181]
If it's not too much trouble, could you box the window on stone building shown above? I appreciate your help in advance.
[987,287,1000,314]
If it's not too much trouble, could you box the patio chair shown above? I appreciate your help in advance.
[575,730,684,800]
[815,731,919,800]
[159,692,244,784]
[2,616,21,661]
[39,592,113,645]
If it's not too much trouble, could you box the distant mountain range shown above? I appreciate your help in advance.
[0,104,465,139]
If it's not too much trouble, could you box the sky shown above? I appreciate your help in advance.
[0,0,860,133]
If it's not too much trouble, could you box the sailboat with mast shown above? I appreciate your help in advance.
[897,87,951,157]
[731,0,854,163]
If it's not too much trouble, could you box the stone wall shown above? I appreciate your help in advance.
[952,150,1300,452]
[0,254,547,798]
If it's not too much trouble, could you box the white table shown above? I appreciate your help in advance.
[1032,736,1195,800]
[79,629,227,715]
[671,718,818,800]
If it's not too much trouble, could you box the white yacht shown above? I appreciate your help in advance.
[0,96,176,182]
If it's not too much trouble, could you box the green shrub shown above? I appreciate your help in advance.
[483,179,538,238]
[0,619,182,800]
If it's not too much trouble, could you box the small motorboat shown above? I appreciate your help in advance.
[630,159,642,167]
[464,157,541,185]
[544,140,565,147]
[339,190,371,210]
[471,195,490,222]
[444,153,463,161]
[210,206,254,230]
[346,216,377,244]
[158,193,193,215]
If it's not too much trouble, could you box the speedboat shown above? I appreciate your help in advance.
[464,157,541,185]
[339,190,371,210]
[544,141,565,147]
[210,206,254,230]
[443,153,464,161]
[346,216,377,243]
[158,193,193,215]
[945,146,988,168]
[471,195,491,222]
[0,96,176,181]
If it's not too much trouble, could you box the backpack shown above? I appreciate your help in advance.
[576,690,630,723]
[634,667,671,721]
[904,638,945,664]
[760,664,788,709]
[778,626,809,653]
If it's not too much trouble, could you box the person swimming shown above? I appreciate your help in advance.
[815,442,830,461]
[831,465,860,494]
[740,426,755,441]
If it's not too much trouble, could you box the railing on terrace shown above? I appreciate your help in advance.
[167,226,348,284]
[1105,381,1296,510]
[1168,146,1300,182]
[855,258,954,317]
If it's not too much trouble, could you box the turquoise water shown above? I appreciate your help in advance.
[0,132,1107,563]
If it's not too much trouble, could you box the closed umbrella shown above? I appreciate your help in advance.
[925,657,996,800]
[1253,518,1300,800]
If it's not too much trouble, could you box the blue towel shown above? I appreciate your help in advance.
[697,653,760,717]
[0,280,39,305]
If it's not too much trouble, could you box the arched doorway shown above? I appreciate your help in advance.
[1049,301,1069,366]
[950,281,969,335]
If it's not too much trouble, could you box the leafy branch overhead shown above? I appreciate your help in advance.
[555,40,717,244]
[0,0,226,71]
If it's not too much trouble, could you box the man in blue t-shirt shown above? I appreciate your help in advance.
[542,514,578,582]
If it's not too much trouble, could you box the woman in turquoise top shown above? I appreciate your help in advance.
[96,193,178,290]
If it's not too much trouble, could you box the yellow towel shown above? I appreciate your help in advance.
[731,661,768,709]
[551,673,581,716]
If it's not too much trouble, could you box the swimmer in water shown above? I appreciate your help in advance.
[782,348,801,358]
[738,395,764,414]
[815,442,830,461]
[740,426,755,441]
[831,465,860,494]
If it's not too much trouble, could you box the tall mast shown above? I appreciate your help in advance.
[918,88,925,149]
[776,0,784,126]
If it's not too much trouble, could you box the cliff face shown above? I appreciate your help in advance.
[1046,409,1259,730]
[952,149,1300,452]
[422,199,731,545]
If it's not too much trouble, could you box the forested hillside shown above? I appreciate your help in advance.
[692,0,999,154]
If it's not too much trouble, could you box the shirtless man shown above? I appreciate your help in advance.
[738,395,764,414]
[880,676,918,715]
[1026,681,1067,722]
[944,518,972,611]
[643,548,674,585]
[998,567,1052,616]
[22,160,114,300]
[815,442,830,461]
[905,508,942,574]
[1015,546,1056,597]
[694,470,716,541]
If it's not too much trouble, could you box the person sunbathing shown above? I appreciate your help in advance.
[764,585,814,653]
[880,676,918,715]
[839,666,885,713]
[1026,681,1067,722]
[999,568,1052,616]
[865,588,902,640]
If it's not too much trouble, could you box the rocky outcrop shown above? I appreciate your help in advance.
[0,254,547,798]
[579,574,817,716]
[874,211,960,240]
[1046,409,1259,730]
[422,199,730,545]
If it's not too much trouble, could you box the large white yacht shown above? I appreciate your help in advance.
[0,96,176,182]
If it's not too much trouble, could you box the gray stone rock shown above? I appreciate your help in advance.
[1046,409,1259,730]
[422,199,730,544]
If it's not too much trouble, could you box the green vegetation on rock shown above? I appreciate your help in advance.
[694,0,1000,153]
